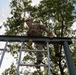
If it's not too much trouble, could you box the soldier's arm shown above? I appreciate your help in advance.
[39,25,53,38]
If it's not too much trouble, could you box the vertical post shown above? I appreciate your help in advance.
[63,41,76,75]
[0,41,8,67]
[16,42,23,75]
[47,42,52,75]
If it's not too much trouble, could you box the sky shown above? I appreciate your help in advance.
[0,0,76,74]
[0,0,11,35]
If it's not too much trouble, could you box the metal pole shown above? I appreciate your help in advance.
[47,42,52,75]
[63,41,76,75]
[0,41,8,67]
[16,42,23,75]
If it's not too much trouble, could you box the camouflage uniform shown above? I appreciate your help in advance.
[26,25,52,62]
[27,25,52,37]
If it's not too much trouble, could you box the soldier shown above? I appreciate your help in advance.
[25,19,59,69]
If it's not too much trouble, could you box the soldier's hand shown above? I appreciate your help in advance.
[28,39,33,45]
[47,35,53,38]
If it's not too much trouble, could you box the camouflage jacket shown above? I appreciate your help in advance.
[27,25,53,37]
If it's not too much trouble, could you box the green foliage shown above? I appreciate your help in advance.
[2,63,17,75]
[4,0,32,35]
[34,0,75,37]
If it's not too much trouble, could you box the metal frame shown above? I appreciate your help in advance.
[16,42,23,75]
[16,42,51,75]
[0,35,72,44]
[0,41,8,67]
[0,35,76,75]
[47,42,52,75]
[63,41,76,75]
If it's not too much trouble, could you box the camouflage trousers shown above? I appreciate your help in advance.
[35,43,60,62]
[35,43,43,62]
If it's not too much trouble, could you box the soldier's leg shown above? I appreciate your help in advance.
[35,43,43,63]
[53,43,60,57]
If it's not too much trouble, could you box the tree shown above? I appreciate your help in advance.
[2,0,76,75]
[31,0,76,75]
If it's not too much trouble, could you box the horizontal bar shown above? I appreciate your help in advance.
[19,64,48,67]
[0,49,4,51]
[0,35,72,44]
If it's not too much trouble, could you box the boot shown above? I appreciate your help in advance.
[55,52,61,57]
[35,60,42,69]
